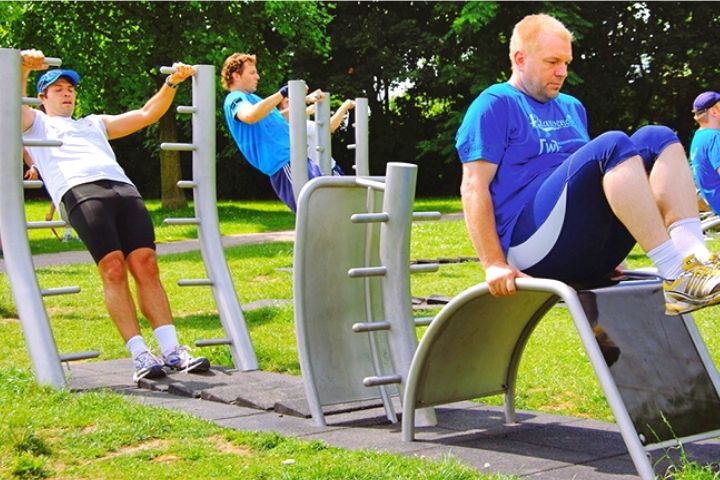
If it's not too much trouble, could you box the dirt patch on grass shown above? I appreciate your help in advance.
[212,435,252,456]
[96,439,170,461]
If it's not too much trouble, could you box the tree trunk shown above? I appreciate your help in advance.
[159,111,186,209]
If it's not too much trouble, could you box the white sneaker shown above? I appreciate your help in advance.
[162,346,210,373]
[132,350,166,382]
[663,255,720,315]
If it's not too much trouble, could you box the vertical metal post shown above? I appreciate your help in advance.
[315,94,332,175]
[354,98,369,176]
[289,80,308,202]
[380,162,436,426]
[0,48,66,388]
[191,65,258,371]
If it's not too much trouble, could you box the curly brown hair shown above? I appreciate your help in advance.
[221,53,256,91]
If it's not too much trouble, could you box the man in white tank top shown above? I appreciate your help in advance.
[20,49,210,382]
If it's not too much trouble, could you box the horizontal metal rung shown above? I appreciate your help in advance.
[347,144,356,150]
[60,350,100,362]
[351,213,389,224]
[412,211,442,221]
[176,180,197,189]
[195,338,232,347]
[23,139,62,147]
[178,279,213,287]
[363,374,402,387]
[41,286,81,296]
[23,180,44,189]
[22,96,41,106]
[348,266,387,278]
[354,178,385,191]
[410,263,439,274]
[352,321,391,333]
[163,218,199,225]
[414,317,433,327]
[177,105,197,114]
[27,220,66,229]
[160,142,195,151]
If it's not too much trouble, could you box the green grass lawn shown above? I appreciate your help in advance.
[2,197,719,479]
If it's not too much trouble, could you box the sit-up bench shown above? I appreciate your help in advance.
[402,278,720,480]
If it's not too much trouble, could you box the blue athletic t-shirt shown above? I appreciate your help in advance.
[455,82,590,252]
[690,128,720,213]
[223,91,290,176]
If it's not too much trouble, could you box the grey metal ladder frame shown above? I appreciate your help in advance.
[0,49,97,389]
[159,64,257,372]
[293,162,440,426]
[287,80,370,203]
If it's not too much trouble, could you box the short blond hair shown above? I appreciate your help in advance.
[509,14,573,69]
[221,53,256,91]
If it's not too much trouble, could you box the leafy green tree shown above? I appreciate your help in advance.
[1,1,331,205]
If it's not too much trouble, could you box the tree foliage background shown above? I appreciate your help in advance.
[2,1,719,203]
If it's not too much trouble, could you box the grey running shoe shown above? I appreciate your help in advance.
[133,350,166,383]
[663,254,720,315]
[162,346,210,373]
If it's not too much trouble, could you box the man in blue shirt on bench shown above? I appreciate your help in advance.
[457,13,720,315]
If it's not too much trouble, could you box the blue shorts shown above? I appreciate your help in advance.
[507,125,679,284]
[269,160,344,212]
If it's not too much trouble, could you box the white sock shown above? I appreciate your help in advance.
[126,335,149,359]
[153,324,179,357]
[648,239,685,279]
[668,217,710,262]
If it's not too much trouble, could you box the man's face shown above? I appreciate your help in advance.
[40,77,76,117]
[234,64,260,93]
[515,31,572,102]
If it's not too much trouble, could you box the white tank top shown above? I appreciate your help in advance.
[23,111,134,206]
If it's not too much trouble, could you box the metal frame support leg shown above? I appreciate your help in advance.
[380,162,436,426]
[189,65,258,371]
[0,48,66,388]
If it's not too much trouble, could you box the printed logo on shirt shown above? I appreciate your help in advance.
[528,113,574,133]
[538,138,561,155]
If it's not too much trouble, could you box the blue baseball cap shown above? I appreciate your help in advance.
[692,91,720,114]
[36,69,80,94]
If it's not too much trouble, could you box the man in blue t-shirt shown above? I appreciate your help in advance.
[456,13,720,316]
[221,52,326,212]
[690,91,720,214]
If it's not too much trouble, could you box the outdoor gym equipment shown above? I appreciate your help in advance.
[401,278,720,480]
[0,49,93,388]
[287,97,720,475]
[0,49,257,389]
[293,162,441,427]
[159,64,257,372]
[287,79,370,202]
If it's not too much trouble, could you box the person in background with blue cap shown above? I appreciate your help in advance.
[19,49,210,383]
[690,91,720,215]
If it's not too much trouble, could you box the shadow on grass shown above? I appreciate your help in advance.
[150,203,296,232]
[0,304,17,318]
[173,305,289,331]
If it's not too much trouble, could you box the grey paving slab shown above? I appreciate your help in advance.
[422,436,621,478]
[59,358,720,479]
[120,389,265,421]
[215,410,342,437]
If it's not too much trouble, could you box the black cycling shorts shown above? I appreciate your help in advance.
[61,180,156,264]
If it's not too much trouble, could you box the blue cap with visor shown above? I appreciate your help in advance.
[36,69,80,95]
